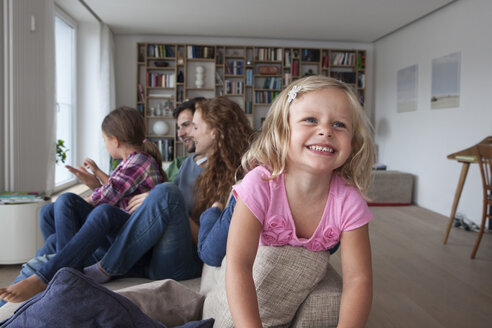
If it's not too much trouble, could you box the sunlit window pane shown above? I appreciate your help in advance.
[55,15,75,186]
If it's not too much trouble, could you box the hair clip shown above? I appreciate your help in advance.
[142,138,148,144]
[287,85,302,103]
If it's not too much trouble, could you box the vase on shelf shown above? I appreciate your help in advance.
[195,66,204,88]
[152,120,169,135]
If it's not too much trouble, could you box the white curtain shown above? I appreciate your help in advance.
[3,0,55,194]
[96,23,116,174]
[44,0,56,195]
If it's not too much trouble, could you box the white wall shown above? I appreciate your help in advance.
[374,0,492,224]
[113,35,374,126]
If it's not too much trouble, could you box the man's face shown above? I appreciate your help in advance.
[176,109,195,153]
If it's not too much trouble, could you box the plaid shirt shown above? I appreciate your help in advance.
[91,152,163,211]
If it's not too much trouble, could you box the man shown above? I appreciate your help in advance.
[165,97,205,181]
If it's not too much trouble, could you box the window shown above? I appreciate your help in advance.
[54,12,76,188]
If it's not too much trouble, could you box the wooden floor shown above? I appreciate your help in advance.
[1,205,491,327]
[330,205,492,328]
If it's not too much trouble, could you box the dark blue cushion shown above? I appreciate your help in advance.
[1,268,214,328]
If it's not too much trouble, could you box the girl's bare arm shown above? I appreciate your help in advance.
[226,198,263,328]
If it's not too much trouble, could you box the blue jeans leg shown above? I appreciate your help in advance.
[35,234,57,257]
[99,183,202,281]
[53,193,94,251]
[35,204,129,284]
[39,202,55,241]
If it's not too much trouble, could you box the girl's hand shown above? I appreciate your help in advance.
[65,165,101,190]
[126,192,149,214]
[83,158,99,173]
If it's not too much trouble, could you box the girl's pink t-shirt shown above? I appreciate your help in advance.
[232,166,372,251]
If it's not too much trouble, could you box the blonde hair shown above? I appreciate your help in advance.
[242,75,375,195]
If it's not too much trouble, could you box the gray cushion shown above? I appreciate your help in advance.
[202,245,332,327]
[290,264,342,327]
[117,278,205,326]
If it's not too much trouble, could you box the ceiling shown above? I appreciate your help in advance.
[56,0,457,43]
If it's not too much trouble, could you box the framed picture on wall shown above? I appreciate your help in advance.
[397,64,418,113]
[431,52,461,109]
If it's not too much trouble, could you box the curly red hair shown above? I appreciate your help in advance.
[191,97,254,223]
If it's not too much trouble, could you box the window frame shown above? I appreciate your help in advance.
[54,7,78,191]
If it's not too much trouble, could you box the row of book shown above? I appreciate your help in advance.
[147,44,175,58]
[225,80,244,95]
[147,72,176,88]
[255,48,283,61]
[260,77,282,90]
[330,71,356,84]
[152,138,174,162]
[331,52,355,66]
[301,49,321,62]
[225,60,244,75]
[357,53,366,70]
[254,91,280,104]
[187,46,215,59]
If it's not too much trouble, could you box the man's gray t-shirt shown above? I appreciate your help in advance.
[173,154,203,216]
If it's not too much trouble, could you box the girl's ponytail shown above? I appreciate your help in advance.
[142,139,168,182]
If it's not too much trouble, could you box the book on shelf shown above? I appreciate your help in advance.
[155,138,174,162]
[330,71,356,84]
[322,55,329,68]
[215,72,224,85]
[246,69,253,85]
[226,60,243,75]
[262,77,281,90]
[137,104,145,116]
[187,46,215,59]
[148,44,174,58]
[146,72,176,88]
[245,101,252,114]
[284,51,291,67]
[301,49,320,62]
[284,73,291,86]
[138,83,145,103]
[358,52,366,69]
[358,74,365,88]
[332,52,355,66]
[292,60,299,76]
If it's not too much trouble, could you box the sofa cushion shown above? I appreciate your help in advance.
[117,278,205,326]
[290,264,342,327]
[0,268,213,328]
[367,170,413,205]
[0,267,167,328]
[202,245,331,327]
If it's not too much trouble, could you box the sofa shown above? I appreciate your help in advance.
[0,246,342,327]
[366,170,414,205]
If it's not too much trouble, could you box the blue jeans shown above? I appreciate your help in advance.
[24,202,127,284]
[98,182,202,280]
[39,193,95,252]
